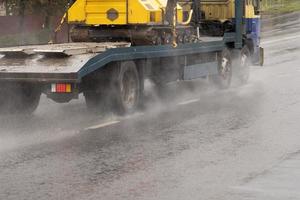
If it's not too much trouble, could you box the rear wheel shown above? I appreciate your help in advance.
[0,83,41,115]
[236,46,251,84]
[210,48,233,89]
[83,61,142,115]
[112,61,141,114]
[84,91,104,112]
[84,78,111,113]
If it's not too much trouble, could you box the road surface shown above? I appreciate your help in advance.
[0,13,300,200]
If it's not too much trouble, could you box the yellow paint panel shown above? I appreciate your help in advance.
[177,6,183,23]
[86,4,127,13]
[68,0,183,25]
[85,0,127,13]
[201,0,234,22]
[85,0,127,24]
[200,0,259,21]
[128,0,150,24]
[245,5,256,18]
[68,0,87,23]
[86,14,127,24]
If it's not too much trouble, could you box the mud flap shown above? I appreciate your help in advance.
[252,47,264,66]
[259,47,264,66]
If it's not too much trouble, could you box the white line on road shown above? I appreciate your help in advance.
[84,98,203,130]
[177,99,200,106]
[85,120,120,131]
[123,112,145,120]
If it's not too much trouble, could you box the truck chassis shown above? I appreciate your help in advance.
[0,34,250,114]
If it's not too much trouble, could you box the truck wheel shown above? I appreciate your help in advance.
[236,46,251,84]
[210,48,232,89]
[84,91,103,112]
[112,61,141,114]
[0,84,41,115]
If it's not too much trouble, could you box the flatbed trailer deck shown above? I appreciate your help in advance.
[0,37,228,83]
[0,42,130,82]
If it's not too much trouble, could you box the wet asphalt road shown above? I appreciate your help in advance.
[1,13,300,200]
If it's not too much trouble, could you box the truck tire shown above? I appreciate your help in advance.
[83,66,113,113]
[84,91,103,112]
[0,83,41,115]
[112,61,141,114]
[210,48,232,89]
[234,46,251,85]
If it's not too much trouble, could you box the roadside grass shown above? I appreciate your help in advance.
[262,0,300,14]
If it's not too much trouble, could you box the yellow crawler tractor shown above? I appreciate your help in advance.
[197,0,259,36]
[68,0,184,25]
[178,0,235,36]
[67,0,201,45]
[66,0,260,43]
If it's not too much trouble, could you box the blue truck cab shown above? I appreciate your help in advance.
[244,0,264,65]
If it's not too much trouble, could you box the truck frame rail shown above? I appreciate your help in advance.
[0,35,235,83]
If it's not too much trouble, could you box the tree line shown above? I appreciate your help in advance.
[4,0,69,29]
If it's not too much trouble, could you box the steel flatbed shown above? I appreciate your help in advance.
[0,35,233,83]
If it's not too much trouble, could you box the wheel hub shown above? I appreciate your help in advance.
[241,54,248,66]
[221,57,230,79]
[121,70,137,109]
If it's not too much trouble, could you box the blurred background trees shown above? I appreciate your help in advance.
[261,0,300,13]
[5,0,68,16]
[5,0,68,28]
[0,0,70,46]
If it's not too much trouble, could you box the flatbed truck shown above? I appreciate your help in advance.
[0,1,264,115]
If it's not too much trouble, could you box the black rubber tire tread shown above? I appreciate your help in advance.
[84,81,112,113]
[210,48,233,89]
[236,46,251,85]
[84,91,103,112]
[0,83,41,115]
[112,61,141,115]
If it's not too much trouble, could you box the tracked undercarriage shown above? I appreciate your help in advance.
[70,25,200,45]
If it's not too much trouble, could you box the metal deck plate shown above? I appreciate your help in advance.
[33,42,130,56]
[0,42,130,57]
[0,42,131,81]
[0,47,36,57]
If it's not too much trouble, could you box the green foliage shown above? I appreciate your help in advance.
[0,0,70,47]
[5,0,69,16]
[261,0,300,14]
